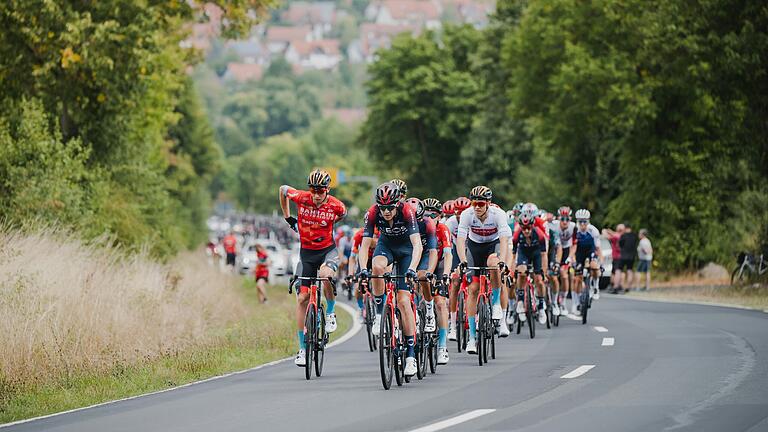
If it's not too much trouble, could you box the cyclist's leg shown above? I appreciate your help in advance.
[434,263,449,349]
[319,247,339,312]
[487,247,502,307]
[393,245,416,361]
[296,253,321,349]
[465,241,484,342]
[371,240,394,309]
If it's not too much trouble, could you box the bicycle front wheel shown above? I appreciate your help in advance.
[366,296,376,352]
[315,306,326,377]
[526,292,535,339]
[581,289,589,325]
[477,297,486,366]
[304,307,316,380]
[456,293,465,353]
[379,304,394,390]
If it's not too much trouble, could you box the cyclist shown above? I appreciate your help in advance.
[441,199,455,223]
[337,227,354,283]
[279,169,347,367]
[568,209,603,316]
[556,206,576,314]
[512,209,549,324]
[424,197,453,364]
[390,178,408,200]
[358,182,423,377]
[543,211,563,316]
[406,198,438,331]
[348,226,379,320]
[446,196,470,341]
[456,186,511,354]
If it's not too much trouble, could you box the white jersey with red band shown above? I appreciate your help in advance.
[457,206,512,243]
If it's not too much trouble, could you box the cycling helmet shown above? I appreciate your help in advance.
[423,198,441,212]
[522,202,539,215]
[518,211,534,227]
[557,206,573,220]
[376,182,401,205]
[406,197,425,219]
[512,202,524,216]
[307,169,331,188]
[575,209,591,220]
[469,185,492,201]
[506,210,515,221]
[390,179,407,197]
[454,196,471,214]
[441,199,455,215]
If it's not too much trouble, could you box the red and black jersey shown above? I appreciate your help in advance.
[363,202,419,241]
[285,187,347,250]
[417,218,438,250]
[435,222,452,263]
[352,227,377,260]
[512,226,548,255]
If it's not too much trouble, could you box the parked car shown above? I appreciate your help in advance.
[600,237,613,290]
[238,240,289,276]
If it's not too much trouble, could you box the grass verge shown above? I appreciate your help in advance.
[626,285,768,310]
[0,280,352,424]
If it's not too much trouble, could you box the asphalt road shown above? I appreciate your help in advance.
[5,296,768,432]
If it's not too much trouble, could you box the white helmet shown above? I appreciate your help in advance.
[522,202,538,215]
[506,210,515,220]
[575,209,591,220]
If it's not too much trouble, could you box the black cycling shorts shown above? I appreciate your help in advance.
[467,238,500,277]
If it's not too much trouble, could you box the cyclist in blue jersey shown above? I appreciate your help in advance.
[512,209,549,324]
[568,209,603,315]
[358,182,423,377]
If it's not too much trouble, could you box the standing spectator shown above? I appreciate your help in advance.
[602,224,625,292]
[254,244,270,303]
[636,229,653,291]
[222,231,238,271]
[618,224,639,293]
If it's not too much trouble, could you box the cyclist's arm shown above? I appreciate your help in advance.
[441,249,452,278]
[556,243,563,264]
[348,252,357,276]
[278,185,292,218]
[498,236,510,264]
[359,237,372,269]
[409,233,423,272]
[456,211,470,263]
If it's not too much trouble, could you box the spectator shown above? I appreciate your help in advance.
[222,231,238,271]
[602,224,625,292]
[637,229,653,291]
[617,224,639,294]
[254,244,270,304]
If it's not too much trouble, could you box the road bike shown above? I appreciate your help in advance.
[367,273,417,390]
[464,266,498,366]
[417,274,447,375]
[515,264,537,339]
[455,273,469,353]
[289,276,334,380]
[575,263,603,325]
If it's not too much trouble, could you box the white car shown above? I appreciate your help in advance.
[238,240,289,276]
[600,237,613,290]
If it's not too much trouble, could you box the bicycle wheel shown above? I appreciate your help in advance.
[428,335,437,374]
[304,307,315,380]
[581,284,589,325]
[314,305,326,377]
[490,310,496,360]
[416,304,426,380]
[545,296,552,330]
[730,265,746,285]
[456,293,465,353]
[365,296,376,352]
[394,309,405,387]
[379,304,394,390]
[526,291,535,339]
[553,303,560,327]
[347,282,353,301]
[477,297,486,366]
[483,303,491,364]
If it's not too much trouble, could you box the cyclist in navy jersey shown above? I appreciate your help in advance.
[406,198,438,332]
[512,209,549,324]
[568,209,603,315]
[358,182,423,377]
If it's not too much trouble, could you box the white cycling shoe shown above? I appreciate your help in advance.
[466,338,477,354]
[537,309,547,325]
[492,304,503,320]
[372,314,381,336]
[448,325,457,341]
[404,357,417,376]
[294,349,306,367]
[506,309,515,326]
[552,304,561,316]
[516,301,527,322]
[424,312,436,332]
[325,313,337,333]
[498,321,510,337]
[437,347,450,364]
[571,303,579,316]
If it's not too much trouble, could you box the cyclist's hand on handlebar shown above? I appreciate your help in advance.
[459,261,468,273]
[284,216,298,232]
[442,274,450,285]
[498,261,508,274]
[425,272,434,281]
[405,268,418,280]
[359,268,370,279]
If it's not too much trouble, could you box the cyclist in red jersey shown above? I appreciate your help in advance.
[279,169,347,367]
[348,226,379,318]
[446,196,470,341]
[423,198,453,364]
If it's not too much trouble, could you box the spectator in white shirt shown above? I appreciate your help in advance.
[636,229,653,291]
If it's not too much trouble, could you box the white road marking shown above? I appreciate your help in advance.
[561,365,596,379]
[566,314,580,321]
[410,409,496,432]
[593,326,608,332]
[0,302,362,429]
[602,337,615,346]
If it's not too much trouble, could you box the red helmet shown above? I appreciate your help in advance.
[557,206,572,220]
[441,199,455,215]
[405,197,424,219]
[376,182,401,205]
[454,196,471,215]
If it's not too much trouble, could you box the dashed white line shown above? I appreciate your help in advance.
[602,337,615,346]
[593,326,608,332]
[410,409,496,432]
[561,365,596,379]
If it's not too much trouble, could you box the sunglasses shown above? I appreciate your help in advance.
[471,200,488,207]
[310,187,328,194]
[577,220,589,225]
[559,217,570,222]
[379,204,396,212]
[425,211,440,219]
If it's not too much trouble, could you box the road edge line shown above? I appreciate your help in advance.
[0,302,362,429]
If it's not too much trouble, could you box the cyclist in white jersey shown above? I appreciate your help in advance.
[456,186,512,353]
[555,206,576,314]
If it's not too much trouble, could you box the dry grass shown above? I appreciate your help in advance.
[628,285,768,310]
[0,227,248,391]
